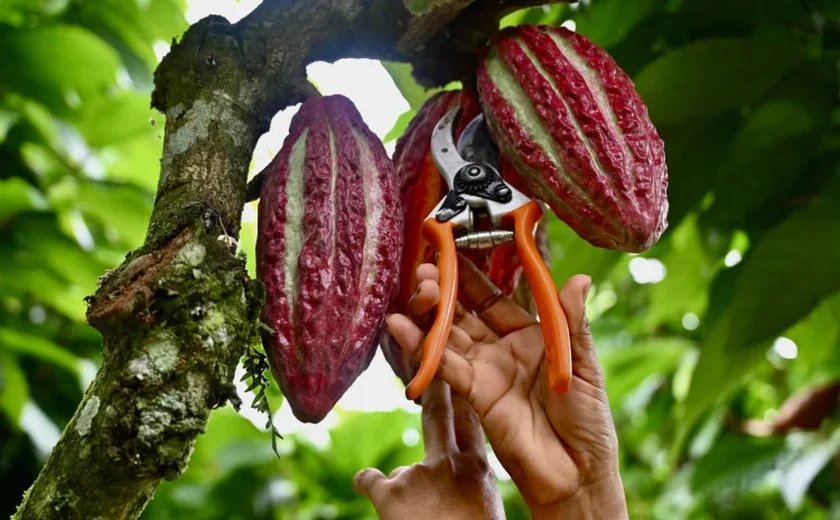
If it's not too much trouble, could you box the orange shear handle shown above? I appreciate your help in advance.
[510,201,573,394]
[405,219,459,400]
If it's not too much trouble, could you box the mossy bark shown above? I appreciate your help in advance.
[15,225,263,519]
[12,1,567,518]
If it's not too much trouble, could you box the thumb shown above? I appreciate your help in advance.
[353,468,387,501]
[558,274,604,387]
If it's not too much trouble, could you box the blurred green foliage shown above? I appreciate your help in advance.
[1,0,839,519]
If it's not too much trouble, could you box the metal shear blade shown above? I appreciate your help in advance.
[430,108,525,226]
[456,113,499,166]
[430,108,469,190]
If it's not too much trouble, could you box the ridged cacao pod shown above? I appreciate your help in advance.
[380,90,528,388]
[477,25,669,252]
[257,95,402,423]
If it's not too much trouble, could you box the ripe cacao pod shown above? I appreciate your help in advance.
[257,94,402,423]
[477,25,669,252]
[380,90,529,387]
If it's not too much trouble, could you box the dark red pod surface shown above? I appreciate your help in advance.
[477,25,669,252]
[256,95,402,423]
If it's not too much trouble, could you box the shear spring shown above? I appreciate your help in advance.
[454,230,515,250]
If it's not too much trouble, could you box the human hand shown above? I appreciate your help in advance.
[386,255,628,519]
[353,377,505,520]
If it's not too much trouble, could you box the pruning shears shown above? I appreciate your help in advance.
[404,107,573,400]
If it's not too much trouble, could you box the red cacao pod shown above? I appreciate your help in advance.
[477,25,668,252]
[256,95,402,423]
[380,90,528,387]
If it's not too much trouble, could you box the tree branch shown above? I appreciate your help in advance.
[729,380,840,437]
[13,1,569,518]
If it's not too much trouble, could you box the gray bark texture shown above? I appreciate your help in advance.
[12,1,566,518]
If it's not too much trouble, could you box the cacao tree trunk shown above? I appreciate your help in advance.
[12,1,567,518]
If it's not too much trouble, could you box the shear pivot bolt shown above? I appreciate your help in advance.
[461,165,487,183]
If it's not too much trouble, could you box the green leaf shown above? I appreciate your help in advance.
[785,291,840,390]
[778,430,840,510]
[500,5,568,28]
[633,38,799,125]
[547,213,622,286]
[383,108,416,144]
[239,211,257,278]
[179,407,272,484]
[645,215,715,329]
[599,13,670,79]
[7,95,63,154]
[0,352,30,425]
[97,134,165,192]
[0,327,83,378]
[401,0,428,13]
[328,409,422,475]
[601,338,694,409]
[0,262,88,322]
[676,0,811,40]
[0,214,107,321]
[0,177,48,222]
[63,90,163,191]
[656,112,741,227]
[707,65,836,230]
[8,214,109,294]
[690,433,784,494]
[0,107,21,143]
[380,61,438,109]
[63,0,188,89]
[0,25,121,114]
[677,178,840,451]
[70,91,161,148]
[0,0,65,26]
[48,178,153,248]
[572,0,660,49]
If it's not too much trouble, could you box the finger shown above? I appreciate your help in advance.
[416,263,440,284]
[451,391,486,456]
[386,315,477,400]
[421,378,457,458]
[408,279,495,342]
[386,315,473,359]
[558,274,604,387]
[457,254,536,336]
[408,278,440,318]
[353,468,388,501]
[388,466,410,479]
[434,350,477,403]
[446,322,476,355]
[453,302,496,343]
[386,314,424,358]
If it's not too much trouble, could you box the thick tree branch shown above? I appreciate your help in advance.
[13,1,568,518]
